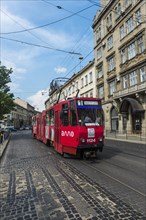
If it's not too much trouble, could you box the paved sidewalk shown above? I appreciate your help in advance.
[105,132,146,145]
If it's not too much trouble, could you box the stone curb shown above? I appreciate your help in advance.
[105,137,146,145]
[0,135,11,158]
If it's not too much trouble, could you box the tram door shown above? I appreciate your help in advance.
[54,111,60,152]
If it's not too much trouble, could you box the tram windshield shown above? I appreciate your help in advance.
[76,100,104,126]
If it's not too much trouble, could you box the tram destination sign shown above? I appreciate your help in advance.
[77,100,99,106]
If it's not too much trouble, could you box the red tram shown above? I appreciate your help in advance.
[32,97,104,158]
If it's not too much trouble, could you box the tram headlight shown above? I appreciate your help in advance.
[80,138,85,143]
[98,137,103,142]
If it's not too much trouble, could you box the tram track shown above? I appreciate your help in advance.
[53,147,145,198]
[53,156,145,219]
[80,160,146,197]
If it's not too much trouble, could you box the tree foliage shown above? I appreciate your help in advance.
[0,62,15,120]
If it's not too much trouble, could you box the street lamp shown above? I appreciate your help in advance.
[79,55,83,70]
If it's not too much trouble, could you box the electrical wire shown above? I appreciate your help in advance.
[0,4,95,35]
[0,9,57,48]
[41,0,92,21]
[0,36,82,55]
[64,48,94,78]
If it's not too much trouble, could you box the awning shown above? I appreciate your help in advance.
[120,98,145,114]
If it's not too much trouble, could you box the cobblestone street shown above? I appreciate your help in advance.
[0,132,145,220]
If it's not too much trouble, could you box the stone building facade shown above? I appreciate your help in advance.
[92,0,146,134]
[3,98,35,129]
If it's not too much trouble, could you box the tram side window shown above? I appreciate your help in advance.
[46,111,49,126]
[50,109,54,126]
[32,117,36,126]
[70,101,77,126]
[46,109,54,126]
[61,104,69,126]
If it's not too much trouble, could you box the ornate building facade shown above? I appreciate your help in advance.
[92,0,146,134]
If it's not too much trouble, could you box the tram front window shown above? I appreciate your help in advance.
[77,108,103,126]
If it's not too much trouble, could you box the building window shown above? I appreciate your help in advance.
[126,17,134,34]
[115,3,121,19]
[98,86,104,98]
[107,35,113,50]
[68,87,71,95]
[97,47,102,59]
[108,56,115,72]
[109,80,116,96]
[121,48,126,63]
[123,75,128,89]
[90,91,93,97]
[128,43,136,60]
[107,13,112,29]
[109,13,112,26]
[76,82,78,91]
[115,6,118,19]
[85,75,88,86]
[72,84,75,93]
[118,3,121,15]
[120,25,125,39]
[89,72,93,83]
[81,78,84,88]
[129,71,137,86]
[135,9,142,26]
[96,26,101,41]
[140,67,146,82]
[97,66,102,78]
[137,36,144,53]
[125,0,132,8]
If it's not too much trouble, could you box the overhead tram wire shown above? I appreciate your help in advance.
[0,4,96,35]
[59,27,93,68]
[0,36,82,56]
[41,0,92,21]
[0,9,57,48]
[64,48,94,78]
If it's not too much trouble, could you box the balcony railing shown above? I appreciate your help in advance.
[113,81,146,98]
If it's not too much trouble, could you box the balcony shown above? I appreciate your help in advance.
[113,81,146,99]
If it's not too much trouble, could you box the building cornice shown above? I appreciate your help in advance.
[118,28,145,50]
[92,0,114,29]
[119,59,146,75]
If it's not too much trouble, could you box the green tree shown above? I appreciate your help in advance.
[0,62,15,120]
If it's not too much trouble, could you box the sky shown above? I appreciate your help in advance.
[1,0,101,111]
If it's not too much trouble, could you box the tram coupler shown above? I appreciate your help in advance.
[83,151,96,160]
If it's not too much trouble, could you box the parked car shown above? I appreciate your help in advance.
[25,126,30,130]
[5,126,17,132]
[20,126,25,130]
